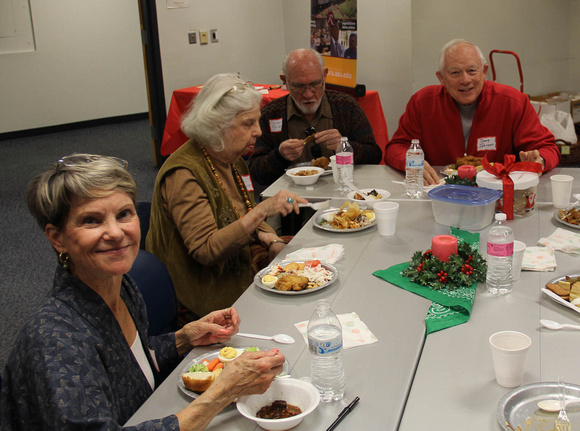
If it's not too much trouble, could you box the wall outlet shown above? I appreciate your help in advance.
[199,30,209,45]
[188,31,196,44]
[210,29,218,43]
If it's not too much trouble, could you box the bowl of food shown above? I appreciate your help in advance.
[286,167,325,185]
[236,378,320,430]
[347,188,391,208]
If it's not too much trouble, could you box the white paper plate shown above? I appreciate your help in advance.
[254,260,338,295]
[313,208,376,233]
[541,273,580,315]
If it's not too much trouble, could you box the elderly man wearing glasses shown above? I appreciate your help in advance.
[248,48,382,187]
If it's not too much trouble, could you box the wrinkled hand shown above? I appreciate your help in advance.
[279,139,306,161]
[423,161,440,185]
[256,191,307,218]
[314,129,342,152]
[179,307,241,348]
[209,349,286,402]
[519,150,544,169]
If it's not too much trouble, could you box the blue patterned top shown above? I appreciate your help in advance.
[1,266,181,430]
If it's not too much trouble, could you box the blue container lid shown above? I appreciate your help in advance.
[428,184,502,206]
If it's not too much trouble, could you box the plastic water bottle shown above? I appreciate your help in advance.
[307,299,346,402]
[335,137,354,193]
[405,139,424,198]
[486,213,514,295]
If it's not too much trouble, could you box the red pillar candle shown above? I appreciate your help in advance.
[457,165,477,180]
[431,235,459,262]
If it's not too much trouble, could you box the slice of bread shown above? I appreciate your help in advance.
[182,371,215,392]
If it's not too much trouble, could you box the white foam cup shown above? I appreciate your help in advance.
[512,240,526,281]
[373,202,399,236]
[489,331,531,388]
[550,174,574,208]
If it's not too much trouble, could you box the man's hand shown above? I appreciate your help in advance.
[314,129,342,152]
[520,150,544,169]
[279,139,305,161]
[423,161,440,185]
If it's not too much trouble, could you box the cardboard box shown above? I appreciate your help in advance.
[530,91,580,123]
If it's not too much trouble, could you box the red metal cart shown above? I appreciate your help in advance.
[489,49,524,93]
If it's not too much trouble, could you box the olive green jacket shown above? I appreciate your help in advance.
[146,140,257,317]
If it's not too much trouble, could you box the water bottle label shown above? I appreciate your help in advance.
[487,242,514,257]
[308,339,343,355]
[336,154,353,165]
[406,159,424,168]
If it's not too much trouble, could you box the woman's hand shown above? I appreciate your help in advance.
[175,307,241,355]
[255,191,308,218]
[208,349,286,402]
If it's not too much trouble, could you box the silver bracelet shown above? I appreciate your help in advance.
[270,239,287,246]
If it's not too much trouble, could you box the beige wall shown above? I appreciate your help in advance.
[1,0,579,137]
[0,1,147,133]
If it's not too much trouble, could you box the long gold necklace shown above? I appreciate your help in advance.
[201,147,253,217]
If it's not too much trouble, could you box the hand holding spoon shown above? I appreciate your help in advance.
[237,332,295,344]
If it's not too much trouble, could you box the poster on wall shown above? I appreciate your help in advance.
[311,0,357,88]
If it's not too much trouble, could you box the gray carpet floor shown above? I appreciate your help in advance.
[0,119,159,372]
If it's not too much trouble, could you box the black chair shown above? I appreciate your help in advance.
[128,249,178,336]
[137,201,151,250]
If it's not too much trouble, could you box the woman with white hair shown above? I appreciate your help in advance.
[147,73,306,324]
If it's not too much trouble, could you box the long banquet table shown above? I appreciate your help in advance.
[127,165,580,430]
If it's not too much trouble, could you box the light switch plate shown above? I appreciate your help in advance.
[210,29,218,43]
[188,31,196,44]
[199,30,209,45]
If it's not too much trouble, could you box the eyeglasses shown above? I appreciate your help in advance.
[228,80,254,94]
[56,155,128,171]
[305,126,322,159]
[289,79,324,95]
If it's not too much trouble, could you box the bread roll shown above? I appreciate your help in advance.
[182,371,215,392]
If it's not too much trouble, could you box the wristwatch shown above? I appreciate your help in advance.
[269,239,287,247]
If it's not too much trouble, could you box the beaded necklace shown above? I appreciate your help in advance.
[201,147,253,217]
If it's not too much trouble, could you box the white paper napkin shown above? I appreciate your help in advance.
[521,246,557,271]
[284,244,345,264]
[391,178,446,192]
[294,312,378,350]
[538,228,580,255]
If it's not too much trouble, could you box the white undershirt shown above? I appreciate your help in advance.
[131,332,155,390]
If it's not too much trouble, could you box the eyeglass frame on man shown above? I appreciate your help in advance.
[288,79,325,95]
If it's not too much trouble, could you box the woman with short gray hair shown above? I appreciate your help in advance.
[147,73,307,323]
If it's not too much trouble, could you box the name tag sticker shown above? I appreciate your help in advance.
[477,137,497,151]
[269,118,283,133]
[242,175,254,192]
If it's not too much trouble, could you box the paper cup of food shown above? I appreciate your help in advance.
[347,188,391,208]
[237,378,320,431]
[286,167,325,185]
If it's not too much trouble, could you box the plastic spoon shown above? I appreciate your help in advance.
[540,319,580,331]
[538,398,580,412]
[237,332,296,344]
[343,178,373,201]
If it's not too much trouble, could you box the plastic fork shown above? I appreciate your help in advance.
[555,375,572,431]
[299,201,330,210]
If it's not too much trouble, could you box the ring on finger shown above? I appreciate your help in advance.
[286,197,294,204]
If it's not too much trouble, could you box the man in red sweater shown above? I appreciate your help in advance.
[384,39,560,184]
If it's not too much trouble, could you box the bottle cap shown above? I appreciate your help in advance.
[495,213,507,221]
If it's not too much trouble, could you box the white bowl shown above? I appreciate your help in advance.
[286,167,325,185]
[347,188,391,208]
[236,378,320,430]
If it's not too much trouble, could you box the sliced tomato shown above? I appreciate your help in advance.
[305,260,321,267]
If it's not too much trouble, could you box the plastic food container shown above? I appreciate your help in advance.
[428,185,503,230]
[476,171,539,218]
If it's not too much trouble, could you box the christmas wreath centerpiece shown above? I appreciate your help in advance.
[401,241,487,291]
[443,174,478,187]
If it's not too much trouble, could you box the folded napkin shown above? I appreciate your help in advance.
[521,246,557,271]
[373,227,479,335]
[538,228,580,255]
[391,178,446,192]
[294,312,378,349]
[285,244,344,264]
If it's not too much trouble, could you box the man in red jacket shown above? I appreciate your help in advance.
[384,39,560,184]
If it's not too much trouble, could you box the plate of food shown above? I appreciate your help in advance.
[313,202,376,232]
[347,188,391,208]
[254,260,337,295]
[178,346,291,398]
[440,155,485,176]
[289,158,332,176]
[554,206,580,230]
[542,273,580,314]
[497,381,580,430]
